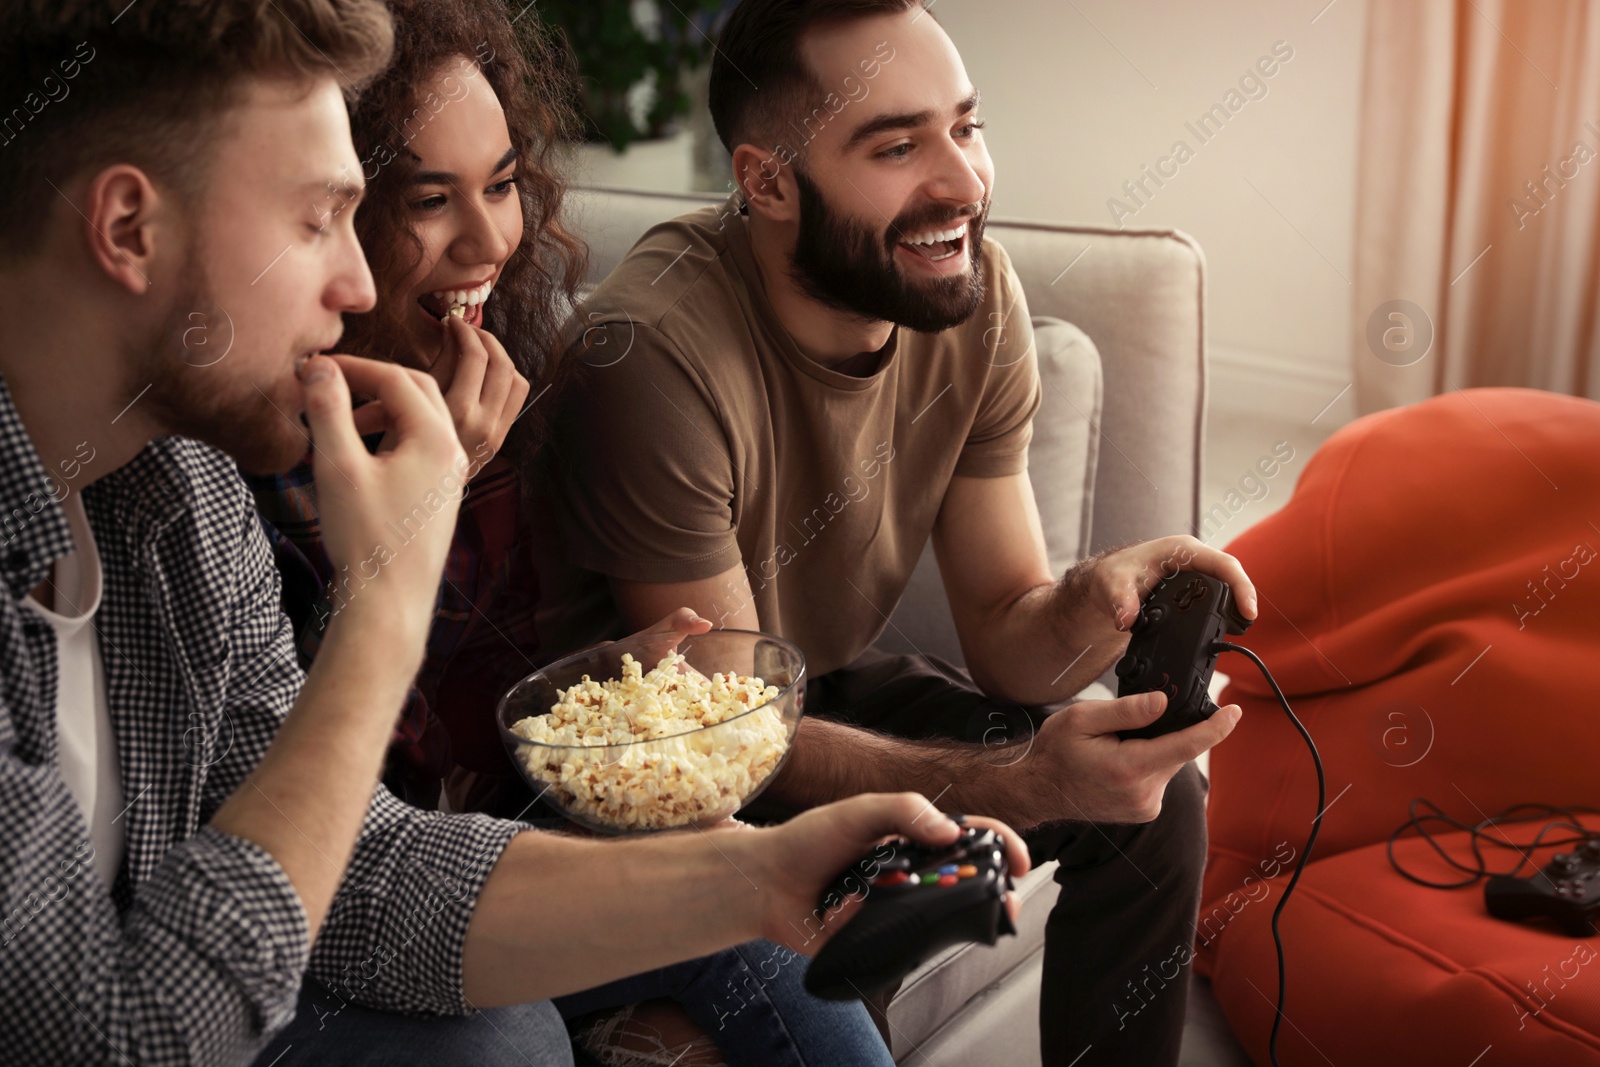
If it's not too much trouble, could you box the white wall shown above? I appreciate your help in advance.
[938,0,1368,427]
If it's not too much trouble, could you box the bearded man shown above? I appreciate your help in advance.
[540,3,1258,1064]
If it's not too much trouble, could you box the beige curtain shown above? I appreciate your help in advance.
[1353,0,1600,414]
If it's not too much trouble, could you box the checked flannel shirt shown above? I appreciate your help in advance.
[0,375,525,1066]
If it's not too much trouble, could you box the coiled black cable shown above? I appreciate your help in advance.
[1388,799,1600,888]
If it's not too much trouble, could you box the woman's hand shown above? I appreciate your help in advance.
[350,316,531,468]
[620,607,715,662]
[433,313,530,463]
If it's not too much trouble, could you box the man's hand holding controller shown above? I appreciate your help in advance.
[1011,536,1258,827]
[735,797,1030,955]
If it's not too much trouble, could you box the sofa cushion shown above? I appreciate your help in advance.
[886,859,1060,1058]
[1203,388,1600,908]
[910,947,1044,1066]
[987,223,1205,557]
[1026,317,1103,574]
[876,315,1102,666]
[1207,818,1600,1065]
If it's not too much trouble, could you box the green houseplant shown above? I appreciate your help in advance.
[533,0,733,153]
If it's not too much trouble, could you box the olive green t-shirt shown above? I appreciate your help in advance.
[538,202,1041,676]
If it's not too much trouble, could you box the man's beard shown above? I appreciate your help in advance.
[788,164,988,333]
[135,263,321,475]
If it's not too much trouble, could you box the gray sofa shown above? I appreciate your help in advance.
[567,187,1250,1067]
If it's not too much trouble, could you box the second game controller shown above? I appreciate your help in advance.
[1115,571,1251,740]
[1486,838,1600,936]
[804,824,1015,1001]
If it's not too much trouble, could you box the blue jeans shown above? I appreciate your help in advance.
[251,941,891,1067]
[556,939,893,1067]
[252,983,574,1066]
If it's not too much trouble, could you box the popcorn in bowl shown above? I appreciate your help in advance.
[508,650,793,831]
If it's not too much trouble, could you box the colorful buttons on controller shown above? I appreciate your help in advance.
[895,863,987,888]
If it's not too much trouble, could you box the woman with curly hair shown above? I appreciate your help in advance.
[247,0,581,821]
[246,2,899,1065]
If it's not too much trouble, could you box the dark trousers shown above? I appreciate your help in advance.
[805,648,1208,1067]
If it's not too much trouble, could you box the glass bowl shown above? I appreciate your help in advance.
[496,629,806,834]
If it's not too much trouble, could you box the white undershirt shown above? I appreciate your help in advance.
[22,493,124,889]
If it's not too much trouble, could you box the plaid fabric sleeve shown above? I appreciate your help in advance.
[205,463,533,1023]
[122,827,313,1061]
[305,788,526,1016]
[140,467,314,1053]
[0,792,312,1067]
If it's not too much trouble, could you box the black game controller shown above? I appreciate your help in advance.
[1114,571,1252,740]
[1486,839,1600,936]
[804,823,1016,1001]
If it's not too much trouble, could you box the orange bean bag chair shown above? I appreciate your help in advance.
[1196,387,1600,1064]
[1208,818,1600,1065]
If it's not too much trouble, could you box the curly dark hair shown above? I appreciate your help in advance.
[340,0,587,458]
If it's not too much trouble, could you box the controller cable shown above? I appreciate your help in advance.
[1387,800,1600,887]
[1213,642,1324,1067]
